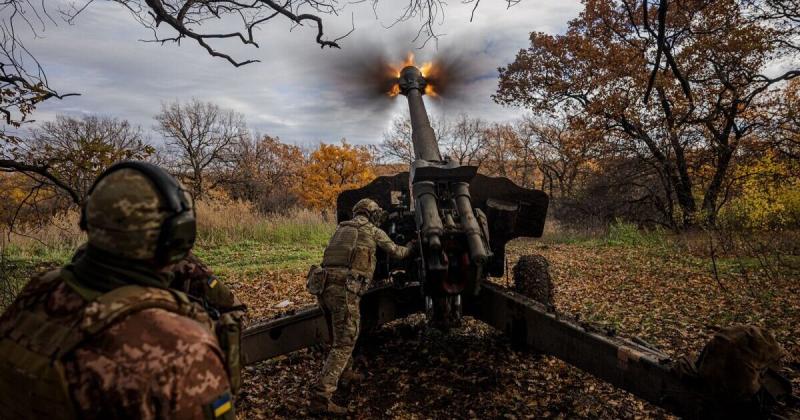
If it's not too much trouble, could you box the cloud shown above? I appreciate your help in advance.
[25,0,582,145]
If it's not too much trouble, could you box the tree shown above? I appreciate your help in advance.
[380,114,486,166]
[0,115,151,213]
[481,122,521,181]
[0,115,151,244]
[380,117,415,163]
[296,140,375,209]
[26,115,152,200]
[380,116,451,163]
[496,0,800,227]
[155,99,247,199]
[518,115,602,197]
[228,135,304,212]
[0,1,78,143]
[770,78,800,158]
[445,114,487,166]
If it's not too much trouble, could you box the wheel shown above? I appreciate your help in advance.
[512,254,555,310]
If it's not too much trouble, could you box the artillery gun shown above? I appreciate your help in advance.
[241,65,796,418]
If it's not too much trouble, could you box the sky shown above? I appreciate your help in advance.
[22,0,582,146]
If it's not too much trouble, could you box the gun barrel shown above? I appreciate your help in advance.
[399,66,442,162]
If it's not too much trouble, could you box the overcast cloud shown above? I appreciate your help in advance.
[23,0,582,146]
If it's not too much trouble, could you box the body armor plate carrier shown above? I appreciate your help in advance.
[321,220,373,279]
[0,269,216,419]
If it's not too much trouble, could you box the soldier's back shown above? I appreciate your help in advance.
[0,270,234,420]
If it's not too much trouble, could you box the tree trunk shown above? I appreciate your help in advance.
[701,145,735,226]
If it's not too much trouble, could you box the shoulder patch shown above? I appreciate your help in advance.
[204,391,234,419]
[207,275,219,289]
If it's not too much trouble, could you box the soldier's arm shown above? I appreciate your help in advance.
[373,226,411,260]
[171,252,246,315]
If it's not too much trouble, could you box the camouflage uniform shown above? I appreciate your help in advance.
[0,271,233,420]
[170,252,246,317]
[0,163,236,419]
[169,251,247,395]
[70,245,246,395]
[310,199,412,413]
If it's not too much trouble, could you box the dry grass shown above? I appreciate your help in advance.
[0,198,335,308]
[195,199,333,246]
[1,210,84,254]
[1,198,334,254]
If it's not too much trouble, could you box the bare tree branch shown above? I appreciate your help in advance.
[0,159,81,204]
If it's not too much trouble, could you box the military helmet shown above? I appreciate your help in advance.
[80,161,196,264]
[352,198,386,225]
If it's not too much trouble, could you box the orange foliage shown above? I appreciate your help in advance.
[295,141,376,210]
[0,172,59,227]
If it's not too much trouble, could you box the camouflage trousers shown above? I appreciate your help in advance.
[313,270,361,398]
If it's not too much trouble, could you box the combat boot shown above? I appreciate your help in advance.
[309,394,348,416]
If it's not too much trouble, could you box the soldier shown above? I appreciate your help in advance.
[170,251,247,395]
[308,198,415,415]
[69,245,246,395]
[0,161,236,419]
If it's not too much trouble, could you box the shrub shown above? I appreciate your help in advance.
[604,219,668,248]
[718,155,800,230]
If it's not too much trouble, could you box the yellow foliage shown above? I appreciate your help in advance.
[719,154,800,229]
[295,141,376,210]
[0,172,59,226]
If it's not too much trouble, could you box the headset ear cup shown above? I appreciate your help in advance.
[156,211,197,265]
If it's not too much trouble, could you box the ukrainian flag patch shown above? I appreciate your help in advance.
[209,391,232,418]
[207,275,219,289]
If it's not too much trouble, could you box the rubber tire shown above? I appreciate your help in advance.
[512,254,555,310]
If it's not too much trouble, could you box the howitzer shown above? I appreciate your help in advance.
[337,65,548,328]
[241,66,796,418]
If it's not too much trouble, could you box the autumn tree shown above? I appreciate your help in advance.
[0,114,151,222]
[0,115,151,242]
[446,114,488,166]
[518,115,602,197]
[228,135,304,212]
[481,122,522,181]
[770,78,800,159]
[155,99,247,199]
[496,0,800,227]
[26,115,152,200]
[296,140,376,210]
[380,116,451,163]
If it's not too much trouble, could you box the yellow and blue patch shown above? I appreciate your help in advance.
[207,275,219,289]
[208,391,232,418]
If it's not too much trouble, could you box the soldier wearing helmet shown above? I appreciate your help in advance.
[0,161,236,419]
[308,198,414,415]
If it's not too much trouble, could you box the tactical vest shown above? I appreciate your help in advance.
[321,219,374,279]
[0,269,219,419]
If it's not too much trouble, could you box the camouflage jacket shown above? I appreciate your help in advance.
[0,270,234,420]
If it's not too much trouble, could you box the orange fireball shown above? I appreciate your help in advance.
[386,52,439,97]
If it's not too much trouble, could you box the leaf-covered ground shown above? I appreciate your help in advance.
[231,239,800,419]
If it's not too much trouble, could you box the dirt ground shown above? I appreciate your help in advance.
[233,240,800,419]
